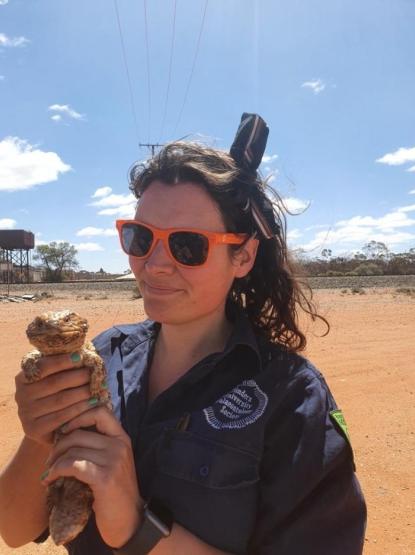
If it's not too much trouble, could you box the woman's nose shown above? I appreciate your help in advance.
[145,238,174,269]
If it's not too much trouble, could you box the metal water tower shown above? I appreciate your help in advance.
[0,230,35,285]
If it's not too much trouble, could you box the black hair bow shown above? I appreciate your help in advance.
[230,113,269,174]
[230,113,278,239]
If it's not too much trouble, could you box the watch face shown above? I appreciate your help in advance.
[147,498,174,534]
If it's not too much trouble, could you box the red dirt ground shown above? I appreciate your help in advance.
[0,288,414,554]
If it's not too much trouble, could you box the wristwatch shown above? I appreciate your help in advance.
[113,497,174,555]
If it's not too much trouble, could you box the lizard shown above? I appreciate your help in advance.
[21,309,112,546]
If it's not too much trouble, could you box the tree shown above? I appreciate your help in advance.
[362,240,390,260]
[321,249,332,260]
[33,242,79,282]
[353,252,367,261]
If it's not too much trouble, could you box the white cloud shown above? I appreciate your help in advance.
[91,193,136,208]
[92,186,112,198]
[97,205,136,218]
[0,136,71,192]
[51,114,62,122]
[397,204,415,213]
[48,104,85,121]
[408,165,415,172]
[305,224,329,231]
[301,228,415,252]
[0,218,16,228]
[281,196,311,213]
[77,226,117,237]
[0,0,9,5]
[0,32,29,47]
[287,228,302,240]
[299,209,415,252]
[336,211,415,229]
[376,146,415,166]
[261,154,278,164]
[301,78,326,94]
[74,242,104,252]
[89,187,135,218]
[410,189,415,195]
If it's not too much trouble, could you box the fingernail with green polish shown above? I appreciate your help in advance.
[88,397,98,406]
[40,470,49,481]
[101,381,108,389]
[71,352,81,363]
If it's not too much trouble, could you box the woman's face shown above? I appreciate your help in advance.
[129,179,258,325]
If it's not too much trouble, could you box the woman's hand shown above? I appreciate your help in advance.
[40,405,145,549]
[15,353,97,447]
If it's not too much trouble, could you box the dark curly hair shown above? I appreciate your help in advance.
[128,141,329,352]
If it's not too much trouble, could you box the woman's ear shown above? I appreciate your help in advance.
[233,235,259,279]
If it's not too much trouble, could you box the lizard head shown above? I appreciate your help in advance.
[26,310,88,355]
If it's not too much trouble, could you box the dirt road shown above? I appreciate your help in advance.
[0,288,414,554]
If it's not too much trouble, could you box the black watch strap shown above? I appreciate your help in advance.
[113,499,173,555]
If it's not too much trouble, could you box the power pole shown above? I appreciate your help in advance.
[139,143,164,157]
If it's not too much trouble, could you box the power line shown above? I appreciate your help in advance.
[113,0,140,144]
[172,0,209,138]
[143,0,152,143]
[139,142,164,157]
[158,0,177,143]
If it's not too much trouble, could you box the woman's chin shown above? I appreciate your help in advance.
[143,293,184,321]
[142,295,172,315]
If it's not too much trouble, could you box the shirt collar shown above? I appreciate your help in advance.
[220,301,262,369]
[113,301,263,375]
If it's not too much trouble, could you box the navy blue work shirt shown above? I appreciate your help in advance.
[34,301,367,554]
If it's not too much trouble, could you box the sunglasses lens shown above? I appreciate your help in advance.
[170,231,209,266]
[121,223,153,257]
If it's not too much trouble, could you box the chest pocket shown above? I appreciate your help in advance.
[151,428,260,555]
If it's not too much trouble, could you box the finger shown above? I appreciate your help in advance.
[62,405,126,440]
[22,367,92,406]
[34,397,108,436]
[46,443,109,469]
[33,352,85,380]
[38,366,92,398]
[41,457,104,487]
[29,383,92,418]
[46,428,111,466]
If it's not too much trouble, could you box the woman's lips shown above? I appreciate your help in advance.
[145,283,180,295]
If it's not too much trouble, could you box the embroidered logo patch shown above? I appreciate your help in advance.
[203,379,268,430]
[330,409,351,445]
[329,409,356,471]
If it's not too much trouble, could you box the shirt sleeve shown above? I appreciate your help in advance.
[247,367,367,555]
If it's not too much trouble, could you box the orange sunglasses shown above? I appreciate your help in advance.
[116,219,251,268]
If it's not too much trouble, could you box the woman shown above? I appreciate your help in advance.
[1,114,366,554]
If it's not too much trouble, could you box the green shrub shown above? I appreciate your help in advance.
[324,271,344,277]
[351,287,366,294]
[353,263,383,276]
[395,287,415,296]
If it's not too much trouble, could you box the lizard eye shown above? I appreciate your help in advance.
[63,315,71,322]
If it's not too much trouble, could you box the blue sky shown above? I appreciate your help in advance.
[1,0,415,273]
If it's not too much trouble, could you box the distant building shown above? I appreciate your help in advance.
[0,260,13,283]
[0,262,45,283]
[29,266,46,282]
[72,270,123,281]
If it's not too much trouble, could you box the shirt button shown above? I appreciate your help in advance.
[199,465,210,477]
